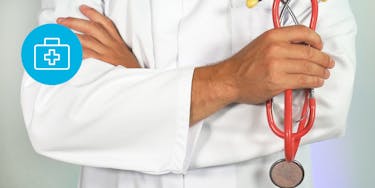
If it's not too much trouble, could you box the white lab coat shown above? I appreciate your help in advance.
[21,0,357,187]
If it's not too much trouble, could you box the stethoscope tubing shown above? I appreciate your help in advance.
[266,0,319,162]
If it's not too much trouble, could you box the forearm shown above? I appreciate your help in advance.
[190,61,238,126]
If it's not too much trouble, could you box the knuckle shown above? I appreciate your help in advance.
[78,35,86,43]
[297,75,321,88]
[304,46,314,59]
[265,43,281,55]
[265,82,277,95]
[304,76,324,87]
[303,62,313,73]
[104,18,116,30]
[105,17,114,25]
[298,75,308,85]
[298,26,315,39]
[265,76,277,92]
[80,34,89,40]
[296,25,309,33]
[304,26,312,34]
[309,32,322,47]
[91,22,101,29]
[308,31,320,44]
[83,35,94,44]
[266,63,280,86]
[314,77,324,87]
[266,58,279,72]
[91,22,106,34]
[263,29,277,41]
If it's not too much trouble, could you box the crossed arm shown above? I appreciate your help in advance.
[58,5,334,126]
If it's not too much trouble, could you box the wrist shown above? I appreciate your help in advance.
[203,60,239,105]
[190,61,239,125]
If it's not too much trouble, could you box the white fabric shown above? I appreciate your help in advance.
[21,0,357,187]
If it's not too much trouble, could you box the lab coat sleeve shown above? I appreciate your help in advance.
[21,0,195,174]
[301,0,357,143]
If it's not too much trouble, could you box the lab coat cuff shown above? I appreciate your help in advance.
[169,67,202,174]
[182,121,204,173]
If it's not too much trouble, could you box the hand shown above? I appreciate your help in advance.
[222,25,335,104]
[57,5,140,68]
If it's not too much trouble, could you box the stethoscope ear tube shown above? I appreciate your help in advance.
[272,0,319,29]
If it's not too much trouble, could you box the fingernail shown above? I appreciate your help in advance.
[329,57,335,68]
[317,78,324,87]
[80,4,90,9]
[325,69,330,79]
[56,17,65,23]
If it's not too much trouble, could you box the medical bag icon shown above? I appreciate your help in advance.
[34,38,70,70]
[22,24,82,85]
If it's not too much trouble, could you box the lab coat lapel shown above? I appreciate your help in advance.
[150,0,183,69]
[106,0,155,68]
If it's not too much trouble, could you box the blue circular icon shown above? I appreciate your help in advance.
[21,24,82,85]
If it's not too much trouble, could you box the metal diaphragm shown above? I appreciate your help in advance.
[270,159,304,188]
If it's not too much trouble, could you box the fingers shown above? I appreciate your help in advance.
[281,59,330,79]
[57,5,124,48]
[79,5,120,40]
[55,5,140,68]
[264,27,334,69]
[283,74,325,90]
[82,47,100,60]
[77,34,108,60]
[274,25,323,50]
[76,34,106,53]
[57,16,111,44]
[79,5,109,27]
[280,43,335,69]
[267,58,329,91]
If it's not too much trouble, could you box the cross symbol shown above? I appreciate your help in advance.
[44,49,60,66]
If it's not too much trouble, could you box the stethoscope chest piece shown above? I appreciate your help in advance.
[270,159,305,188]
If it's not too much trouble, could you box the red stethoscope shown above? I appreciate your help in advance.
[247,0,320,187]
[269,0,319,187]
[268,0,318,163]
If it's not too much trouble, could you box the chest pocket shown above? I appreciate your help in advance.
[229,0,274,53]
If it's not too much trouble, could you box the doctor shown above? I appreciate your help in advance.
[21,0,356,187]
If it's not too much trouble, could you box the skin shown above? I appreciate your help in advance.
[58,5,335,126]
